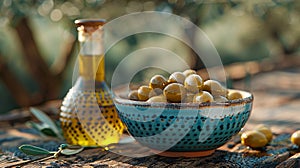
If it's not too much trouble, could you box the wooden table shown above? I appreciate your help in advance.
[0,125,299,168]
[1,68,300,167]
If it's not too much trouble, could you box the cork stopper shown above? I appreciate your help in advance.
[75,19,106,27]
[75,19,106,33]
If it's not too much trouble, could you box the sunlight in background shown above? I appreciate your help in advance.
[0,0,299,112]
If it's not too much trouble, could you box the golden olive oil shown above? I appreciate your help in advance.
[60,19,124,147]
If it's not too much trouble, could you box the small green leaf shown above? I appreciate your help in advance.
[27,121,57,137]
[61,146,84,155]
[29,107,63,139]
[26,121,42,131]
[41,127,57,137]
[19,144,52,156]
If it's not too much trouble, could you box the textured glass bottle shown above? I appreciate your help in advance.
[60,19,124,147]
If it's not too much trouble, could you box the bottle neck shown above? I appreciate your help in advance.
[78,53,105,82]
[78,27,105,82]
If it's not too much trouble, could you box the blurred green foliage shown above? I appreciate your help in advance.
[0,0,299,113]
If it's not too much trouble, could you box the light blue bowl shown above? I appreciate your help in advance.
[114,89,253,157]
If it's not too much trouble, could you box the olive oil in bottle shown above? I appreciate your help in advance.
[60,19,124,147]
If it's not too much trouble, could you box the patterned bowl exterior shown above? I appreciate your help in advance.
[114,89,253,152]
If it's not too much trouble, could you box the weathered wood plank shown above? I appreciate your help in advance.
[276,152,300,168]
[3,134,300,167]
[1,132,299,168]
[0,122,300,168]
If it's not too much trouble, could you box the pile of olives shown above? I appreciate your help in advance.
[241,125,273,148]
[241,126,300,149]
[128,69,243,103]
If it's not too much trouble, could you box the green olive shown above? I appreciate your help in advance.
[184,74,203,93]
[163,83,186,103]
[184,93,195,103]
[291,130,300,146]
[137,85,153,101]
[149,75,167,90]
[254,125,273,142]
[193,91,214,103]
[146,95,167,103]
[228,91,243,100]
[241,130,268,148]
[214,96,228,103]
[128,90,139,101]
[149,88,163,98]
[203,80,227,96]
[168,72,186,84]
[183,69,197,77]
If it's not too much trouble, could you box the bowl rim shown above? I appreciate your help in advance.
[114,89,253,108]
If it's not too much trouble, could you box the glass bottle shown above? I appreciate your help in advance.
[60,19,124,147]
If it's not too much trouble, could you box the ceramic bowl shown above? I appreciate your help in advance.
[114,89,253,157]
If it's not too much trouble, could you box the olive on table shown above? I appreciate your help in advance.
[193,91,214,103]
[203,80,227,96]
[168,72,186,84]
[149,75,167,90]
[184,74,203,93]
[254,125,273,142]
[163,83,186,103]
[137,86,153,101]
[291,130,300,146]
[183,69,197,77]
[128,90,139,101]
[241,130,268,148]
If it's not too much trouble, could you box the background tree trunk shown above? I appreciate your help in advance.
[0,56,32,106]
[0,17,76,108]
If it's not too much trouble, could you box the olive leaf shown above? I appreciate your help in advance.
[61,146,84,155]
[58,144,84,155]
[29,107,63,139]
[19,144,85,158]
[19,144,54,156]
[27,121,57,137]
